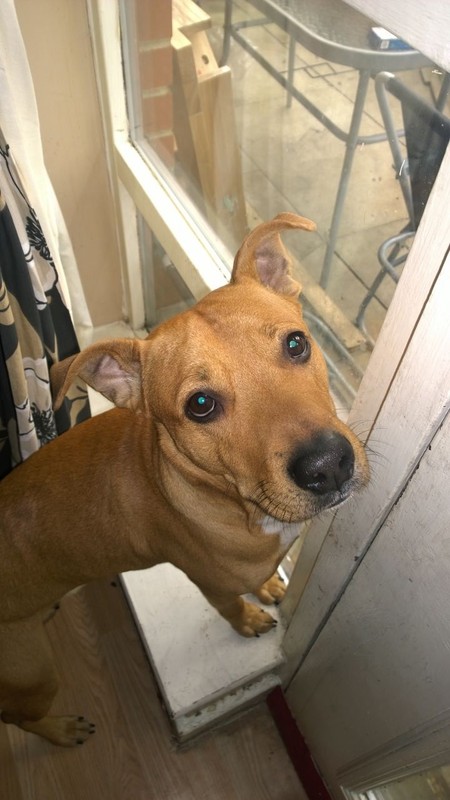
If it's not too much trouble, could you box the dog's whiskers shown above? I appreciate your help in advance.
[250,480,296,524]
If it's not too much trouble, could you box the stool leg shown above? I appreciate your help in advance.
[436,71,450,111]
[355,268,386,335]
[287,30,295,108]
[221,0,233,66]
[320,70,371,288]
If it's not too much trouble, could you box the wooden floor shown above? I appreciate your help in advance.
[1,579,305,800]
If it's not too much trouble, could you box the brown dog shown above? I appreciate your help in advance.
[0,213,368,747]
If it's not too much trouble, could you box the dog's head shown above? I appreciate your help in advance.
[52,213,369,524]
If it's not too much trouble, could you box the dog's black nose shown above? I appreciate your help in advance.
[289,431,355,495]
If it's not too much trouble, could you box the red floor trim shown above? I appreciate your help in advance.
[267,686,332,800]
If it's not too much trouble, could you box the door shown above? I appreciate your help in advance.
[287,407,450,799]
[281,206,450,795]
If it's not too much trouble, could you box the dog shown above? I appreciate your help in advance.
[0,213,369,747]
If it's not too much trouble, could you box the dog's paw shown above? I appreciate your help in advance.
[254,573,286,605]
[234,600,277,638]
[20,715,96,747]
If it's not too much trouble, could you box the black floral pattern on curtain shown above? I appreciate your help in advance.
[0,140,90,479]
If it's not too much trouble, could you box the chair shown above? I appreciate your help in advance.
[355,71,450,345]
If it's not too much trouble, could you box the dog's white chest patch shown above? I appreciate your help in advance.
[261,516,301,550]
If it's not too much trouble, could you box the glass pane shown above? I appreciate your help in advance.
[138,215,195,327]
[120,0,449,412]
[350,763,450,800]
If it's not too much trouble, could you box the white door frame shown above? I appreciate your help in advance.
[87,0,231,334]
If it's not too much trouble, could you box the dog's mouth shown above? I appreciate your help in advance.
[320,487,353,511]
[249,479,355,525]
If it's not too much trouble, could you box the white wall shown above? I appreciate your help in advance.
[15,0,124,327]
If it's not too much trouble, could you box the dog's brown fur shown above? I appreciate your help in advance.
[0,213,369,746]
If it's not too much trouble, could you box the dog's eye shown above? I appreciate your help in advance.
[186,392,217,422]
[285,331,310,362]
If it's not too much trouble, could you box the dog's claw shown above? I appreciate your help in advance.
[234,600,277,637]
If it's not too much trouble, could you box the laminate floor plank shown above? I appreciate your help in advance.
[0,724,24,800]
[1,580,304,800]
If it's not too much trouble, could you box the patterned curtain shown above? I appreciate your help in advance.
[0,137,90,479]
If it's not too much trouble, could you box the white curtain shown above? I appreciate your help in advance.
[0,0,92,333]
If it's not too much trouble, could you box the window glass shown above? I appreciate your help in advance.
[138,215,195,328]
[349,762,450,799]
[120,0,449,411]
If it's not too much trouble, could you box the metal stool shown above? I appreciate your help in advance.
[355,71,450,345]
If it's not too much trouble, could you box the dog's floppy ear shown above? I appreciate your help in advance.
[231,212,316,297]
[51,339,144,411]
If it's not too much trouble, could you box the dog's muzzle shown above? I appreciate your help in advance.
[289,430,355,497]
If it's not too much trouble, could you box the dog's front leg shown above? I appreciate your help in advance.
[200,590,277,638]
